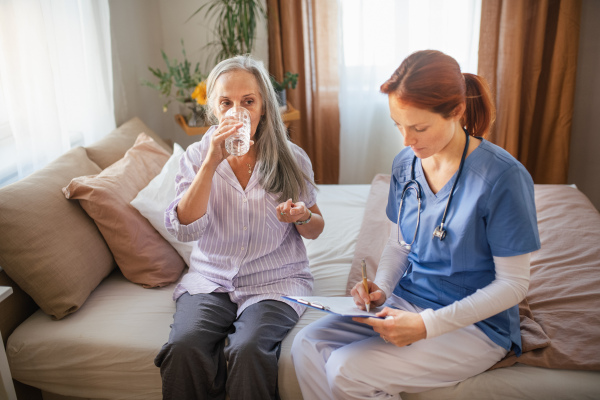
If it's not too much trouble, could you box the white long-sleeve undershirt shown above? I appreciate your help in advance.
[373,224,530,339]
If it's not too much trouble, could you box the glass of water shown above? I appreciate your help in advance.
[224,107,251,156]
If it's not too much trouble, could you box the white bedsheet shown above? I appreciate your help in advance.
[6,184,370,400]
[280,184,370,399]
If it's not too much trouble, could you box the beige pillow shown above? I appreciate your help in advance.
[63,133,185,288]
[346,173,393,294]
[492,185,600,370]
[85,117,171,169]
[0,147,115,320]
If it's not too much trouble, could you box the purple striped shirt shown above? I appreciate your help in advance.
[165,126,316,316]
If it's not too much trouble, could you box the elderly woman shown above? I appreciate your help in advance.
[155,55,324,400]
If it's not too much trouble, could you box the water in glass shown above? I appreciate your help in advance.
[224,107,251,156]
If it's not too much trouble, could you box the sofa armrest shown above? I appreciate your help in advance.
[0,269,38,347]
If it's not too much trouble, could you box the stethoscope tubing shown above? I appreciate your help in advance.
[397,129,470,250]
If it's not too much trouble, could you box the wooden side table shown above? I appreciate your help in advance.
[281,102,300,128]
[0,286,17,400]
[174,114,210,136]
[176,102,301,136]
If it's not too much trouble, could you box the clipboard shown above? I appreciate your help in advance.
[283,296,384,318]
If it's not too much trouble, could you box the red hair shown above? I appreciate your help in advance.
[380,50,495,137]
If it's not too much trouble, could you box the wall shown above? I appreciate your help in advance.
[110,0,269,149]
[110,0,167,140]
[568,0,600,211]
[110,1,599,209]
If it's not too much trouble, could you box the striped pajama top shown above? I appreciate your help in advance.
[165,126,317,317]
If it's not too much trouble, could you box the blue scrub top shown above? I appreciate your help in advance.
[386,139,541,355]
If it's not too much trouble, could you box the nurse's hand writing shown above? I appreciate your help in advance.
[353,308,427,347]
[350,280,386,310]
[276,199,310,224]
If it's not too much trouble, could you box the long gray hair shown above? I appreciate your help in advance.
[205,55,315,203]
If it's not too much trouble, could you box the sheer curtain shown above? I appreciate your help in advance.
[338,0,481,184]
[0,0,115,187]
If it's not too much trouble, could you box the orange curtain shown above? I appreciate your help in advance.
[267,0,340,184]
[478,0,582,184]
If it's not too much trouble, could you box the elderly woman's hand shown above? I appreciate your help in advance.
[276,199,311,224]
[206,116,254,166]
[353,308,427,347]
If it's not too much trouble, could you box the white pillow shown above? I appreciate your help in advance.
[131,143,193,265]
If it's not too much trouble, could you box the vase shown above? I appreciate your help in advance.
[183,102,208,127]
[275,89,286,106]
[275,90,288,112]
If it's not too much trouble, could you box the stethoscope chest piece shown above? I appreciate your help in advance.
[432,225,446,240]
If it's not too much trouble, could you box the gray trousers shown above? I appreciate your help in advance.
[155,292,298,400]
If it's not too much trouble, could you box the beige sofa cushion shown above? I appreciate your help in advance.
[63,133,185,288]
[0,147,115,320]
[85,117,171,169]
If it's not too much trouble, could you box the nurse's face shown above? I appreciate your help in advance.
[388,95,462,160]
[212,70,264,137]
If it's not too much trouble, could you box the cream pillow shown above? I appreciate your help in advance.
[0,147,114,319]
[63,133,185,288]
[85,117,171,169]
[131,143,193,265]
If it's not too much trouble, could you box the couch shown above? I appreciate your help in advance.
[1,118,599,400]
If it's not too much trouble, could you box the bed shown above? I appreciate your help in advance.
[6,177,600,399]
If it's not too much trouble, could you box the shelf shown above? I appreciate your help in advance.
[176,102,301,136]
[282,102,301,125]
[174,114,210,136]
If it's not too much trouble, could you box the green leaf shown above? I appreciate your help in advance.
[141,41,207,110]
[188,0,266,63]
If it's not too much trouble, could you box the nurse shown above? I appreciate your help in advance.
[291,50,541,399]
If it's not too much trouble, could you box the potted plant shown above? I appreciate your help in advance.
[188,0,267,66]
[270,71,299,109]
[141,41,208,126]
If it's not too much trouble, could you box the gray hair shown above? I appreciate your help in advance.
[205,55,315,203]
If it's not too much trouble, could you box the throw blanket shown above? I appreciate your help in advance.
[348,174,600,371]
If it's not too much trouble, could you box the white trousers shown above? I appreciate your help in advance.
[291,296,507,400]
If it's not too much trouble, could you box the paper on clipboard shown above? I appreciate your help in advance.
[283,296,384,318]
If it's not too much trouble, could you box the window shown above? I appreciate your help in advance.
[0,0,115,187]
[338,0,482,184]
[0,91,17,186]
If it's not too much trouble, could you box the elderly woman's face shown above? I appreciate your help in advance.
[213,70,264,137]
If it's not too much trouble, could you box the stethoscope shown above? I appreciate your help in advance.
[397,129,470,250]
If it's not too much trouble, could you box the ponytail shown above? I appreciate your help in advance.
[462,73,495,137]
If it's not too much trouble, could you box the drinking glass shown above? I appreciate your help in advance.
[224,107,251,156]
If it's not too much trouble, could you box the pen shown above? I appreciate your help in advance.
[361,259,370,312]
